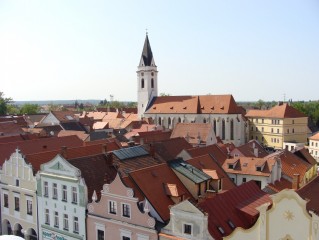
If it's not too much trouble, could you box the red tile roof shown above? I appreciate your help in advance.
[186,154,236,191]
[198,181,271,240]
[147,137,192,161]
[68,154,117,202]
[0,135,83,166]
[0,121,24,136]
[0,134,39,144]
[51,111,78,122]
[246,103,307,118]
[57,130,89,141]
[133,130,172,144]
[232,140,268,158]
[128,163,194,222]
[293,147,317,165]
[186,144,228,165]
[146,95,242,114]
[265,178,293,193]
[25,140,120,173]
[297,176,319,214]
[171,123,214,145]
[309,132,319,141]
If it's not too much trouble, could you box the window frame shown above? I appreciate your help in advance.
[109,200,117,215]
[62,185,67,202]
[122,203,131,218]
[53,183,58,199]
[72,186,78,204]
[183,223,193,236]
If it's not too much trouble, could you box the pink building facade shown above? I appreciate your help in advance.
[87,173,158,240]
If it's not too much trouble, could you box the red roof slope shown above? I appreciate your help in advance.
[146,95,242,114]
[186,154,236,191]
[0,135,83,166]
[297,176,319,214]
[186,144,228,165]
[25,140,120,173]
[198,181,271,240]
[68,154,117,201]
[232,140,268,158]
[128,163,194,222]
[0,121,24,136]
[246,103,307,118]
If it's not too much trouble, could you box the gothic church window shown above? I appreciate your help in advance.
[141,79,144,89]
[230,119,234,140]
[222,119,225,140]
[151,78,154,88]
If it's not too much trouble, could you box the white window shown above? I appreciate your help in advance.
[72,187,77,204]
[53,183,58,199]
[3,193,8,208]
[122,203,131,218]
[74,216,79,233]
[62,185,67,201]
[183,223,192,235]
[109,200,117,214]
[120,229,132,240]
[27,200,32,215]
[45,209,50,225]
[54,211,59,227]
[44,181,49,197]
[63,214,69,230]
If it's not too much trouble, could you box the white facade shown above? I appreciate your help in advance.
[309,139,319,163]
[37,155,87,240]
[0,149,38,239]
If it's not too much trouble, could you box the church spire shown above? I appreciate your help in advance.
[140,33,155,67]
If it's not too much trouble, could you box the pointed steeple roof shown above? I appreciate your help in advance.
[140,34,154,66]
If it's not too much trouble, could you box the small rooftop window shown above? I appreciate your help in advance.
[256,166,262,171]
[228,164,234,169]
[218,226,225,235]
[228,220,236,229]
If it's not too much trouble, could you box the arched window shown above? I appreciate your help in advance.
[230,119,234,140]
[213,119,217,135]
[141,79,144,88]
[178,117,181,123]
[292,128,294,133]
[151,78,154,88]
[222,119,225,140]
[168,117,171,127]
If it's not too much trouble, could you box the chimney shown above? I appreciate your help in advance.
[102,144,107,154]
[61,146,67,158]
[149,144,155,158]
[292,173,300,190]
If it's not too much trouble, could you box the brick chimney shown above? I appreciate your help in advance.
[61,146,68,159]
[292,173,300,190]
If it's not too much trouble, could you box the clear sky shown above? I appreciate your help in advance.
[0,1,318,102]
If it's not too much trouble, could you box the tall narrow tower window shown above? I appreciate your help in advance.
[151,72,154,76]
[151,78,154,88]
[141,79,145,89]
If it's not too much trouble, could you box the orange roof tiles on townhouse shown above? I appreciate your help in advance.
[0,135,83,166]
[186,154,236,191]
[246,103,307,118]
[266,150,311,184]
[123,113,139,120]
[231,140,268,158]
[102,112,124,120]
[222,156,277,177]
[198,181,271,240]
[265,178,294,194]
[92,122,109,130]
[128,163,195,222]
[171,123,215,145]
[147,137,192,161]
[83,137,122,147]
[309,132,319,141]
[84,111,107,121]
[132,130,172,144]
[25,140,120,173]
[57,130,89,141]
[51,111,79,122]
[297,175,319,214]
[146,95,243,114]
[0,134,39,144]
[293,147,317,165]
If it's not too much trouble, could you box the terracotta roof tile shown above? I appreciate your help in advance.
[133,131,172,144]
[68,154,117,201]
[57,130,89,141]
[309,132,319,141]
[0,121,24,136]
[186,144,228,165]
[246,103,307,118]
[265,178,293,193]
[187,154,236,191]
[128,163,194,222]
[232,140,268,158]
[171,123,214,145]
[0,135,83,166]
[0,134,39,144]
[51,111,78,122]
[297,176,319,214]
[93,122,109,130]
[293,147,317,165]
[198,181,271,240]
[146,95,243,114]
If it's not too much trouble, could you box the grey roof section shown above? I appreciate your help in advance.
[90,131,108,141]
[169,159,211,184]
[141,34,154,66]
[113,145,149,160]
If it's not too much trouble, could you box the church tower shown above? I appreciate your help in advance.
[137,33,158,119]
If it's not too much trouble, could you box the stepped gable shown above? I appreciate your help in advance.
[198,181,271,240]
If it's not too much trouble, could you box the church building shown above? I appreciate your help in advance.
[137,34,247,146]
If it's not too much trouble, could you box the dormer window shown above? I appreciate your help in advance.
[218,226,225,235]
[256,166,262,171]
[228,220,236,229]
[228,164,234,169]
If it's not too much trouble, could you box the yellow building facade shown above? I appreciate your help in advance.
[246,103,308,150]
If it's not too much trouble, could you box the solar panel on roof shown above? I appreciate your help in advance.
[113,146,149,160]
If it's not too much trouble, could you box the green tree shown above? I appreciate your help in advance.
[0,92,13,115]
[19,104,40,114]
[7,105,19,115]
